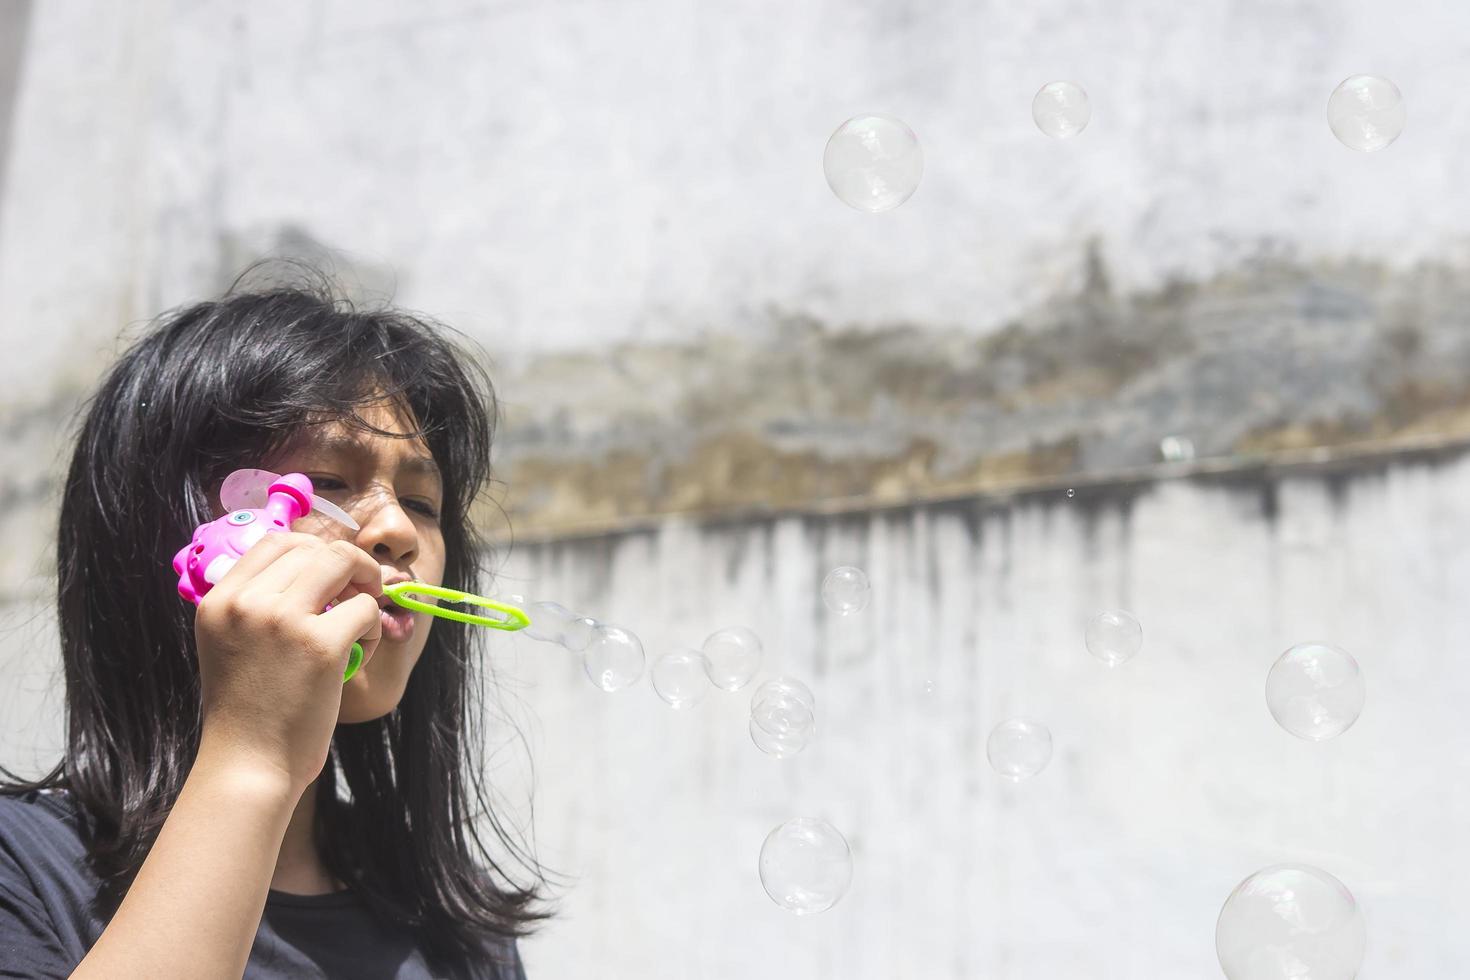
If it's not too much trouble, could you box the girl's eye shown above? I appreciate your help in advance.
[311,475,438,519]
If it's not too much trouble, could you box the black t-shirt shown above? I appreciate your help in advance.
[0,790,526,979]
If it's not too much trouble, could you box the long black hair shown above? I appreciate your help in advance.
[2,270,548,975]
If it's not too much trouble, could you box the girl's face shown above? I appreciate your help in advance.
[262,400,448,723]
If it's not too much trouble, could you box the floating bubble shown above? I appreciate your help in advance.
[1266,643,1365,741]
[1066,488,1075,498]
[759,817,853,915]
[524,600,575,644]
[986,718,1052,780]
[823,114,924,213]
[750,678,816,757]
[1159,435,1196,462]
[821,565,871,615]
[1328,74,1405,152]
[1216,864,1366,980]
[581,624,646,693]
[1086,609,1143,667]
[651,650,710,708]
[562,616,596,653]
[1032,81,1091,139]
[701,626,764,691]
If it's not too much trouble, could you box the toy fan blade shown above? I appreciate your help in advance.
[219,468,278,511]
[308,495,359,531]
[218,468,360,531]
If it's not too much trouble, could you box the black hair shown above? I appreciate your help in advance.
[2,270,548,975]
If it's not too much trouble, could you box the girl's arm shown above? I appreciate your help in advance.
[69,741,295,979]
[71,533,383,980]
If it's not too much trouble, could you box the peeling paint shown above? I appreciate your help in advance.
[496,257,1470,537]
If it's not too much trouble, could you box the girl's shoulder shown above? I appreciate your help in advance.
[0,786,94,895]
[0,787,104,968]
[0,786,84,849]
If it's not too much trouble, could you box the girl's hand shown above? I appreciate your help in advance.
[193,532,383,797]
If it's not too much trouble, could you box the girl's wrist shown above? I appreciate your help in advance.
[193,728,303,810]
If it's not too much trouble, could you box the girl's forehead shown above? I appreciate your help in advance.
[281,406,439,476]
[294,424,436,467]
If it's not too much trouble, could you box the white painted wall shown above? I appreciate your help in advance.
[3,0,1470,395]
[491,454,1470,978]
[3,452,1460,976]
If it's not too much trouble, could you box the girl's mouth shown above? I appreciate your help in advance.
[379,602,416,643]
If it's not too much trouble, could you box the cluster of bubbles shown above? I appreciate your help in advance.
[981,610,1141,783]
[518,598,646,693]
[648,625,770,708]
[749,678,816,757]
[1216,864,1366,980]
[520,562,1372,954]
[825,75,1404,212]
[752,566,870,914]
[988,602,1369,973]
[758,817,854,915]
[519,586,850,914]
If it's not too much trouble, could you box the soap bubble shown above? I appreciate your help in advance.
[750,678,816,757]
[562,616,596,653]
[524,601,595,652]
[701,626,763,691]
[651,650,710,708]
[1216,864,1366,980]
[524,600,575,644]
[821,565,871,615]
[1086,609,1143,667]
[987,718,1052,780]
[823,114,923,213]
[759,817,853,915]
[1032,81,1091,138]
[1328,74,1405,151]
[581,624,645,693]
[1159,435,1196,462]
[1266,643,1365,741]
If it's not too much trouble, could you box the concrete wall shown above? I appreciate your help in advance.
[3,2,1470,977]
[3,443,1462,976]
[496,446,1470,978]
[2,0,1468,385]
[4,0,1470,537]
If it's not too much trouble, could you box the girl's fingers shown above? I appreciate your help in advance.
[211,530,310,591]
[276,539,383,614]
[314,592,382,668]
[228,538,326,598]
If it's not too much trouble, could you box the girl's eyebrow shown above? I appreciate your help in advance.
[400,453,444,488]
[309,432,443,488]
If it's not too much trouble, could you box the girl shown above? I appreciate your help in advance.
[0,277,546,978]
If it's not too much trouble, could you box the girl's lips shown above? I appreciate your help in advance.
[380,604,416,643]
